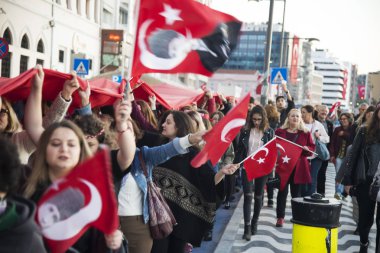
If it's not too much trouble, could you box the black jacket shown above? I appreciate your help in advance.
[343,127,380,185]
[0,196,47,253]
[233,127,275,165]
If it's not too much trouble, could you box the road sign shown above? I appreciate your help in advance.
[270,67,287,84]
[73,58,89,76]
[0,38,9,59]
[112,75,122,83]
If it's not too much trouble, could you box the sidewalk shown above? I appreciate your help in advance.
[193,164,377,253]
[193,191,243,253]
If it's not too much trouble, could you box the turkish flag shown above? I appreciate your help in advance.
[243,138,277,181]
[35,148,118,253]
[191,93,250,168]
[328,101,341,118]
[131,0,242,77]
[275,136,303,190]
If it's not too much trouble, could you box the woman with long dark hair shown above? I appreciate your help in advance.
[151,110,238,253]
[344,107,380,253]
[233,105,274,240]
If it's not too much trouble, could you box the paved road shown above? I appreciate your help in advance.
[196,164,376,253]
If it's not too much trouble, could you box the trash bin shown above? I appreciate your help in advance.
[291,193,342,253]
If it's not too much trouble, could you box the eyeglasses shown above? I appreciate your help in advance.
[0,108,9,115]
[252,118,262,121]
[340,117,348,121]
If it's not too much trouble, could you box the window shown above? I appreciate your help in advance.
[119,8,128,25]
[77,0,82,15]
[102,8,112,25]
[20,55,29,74]
[86,0,90,18]
[21,34,29,49]
[36,59,44,66]
[1,52,11,77]
[56,0,61,4]
[67,0,71,10]
[37,39,44,53]
[3,28,12,45]
[59,50,65,63]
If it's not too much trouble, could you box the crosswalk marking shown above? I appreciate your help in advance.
[230,165,376,252]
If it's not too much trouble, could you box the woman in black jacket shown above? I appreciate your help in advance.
[0,136,47,253]
[233,105,275,241]
[343,107,380,253]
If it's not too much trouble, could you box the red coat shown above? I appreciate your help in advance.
[275,128,315,185]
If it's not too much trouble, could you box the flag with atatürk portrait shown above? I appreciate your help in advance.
[131,0,242,77]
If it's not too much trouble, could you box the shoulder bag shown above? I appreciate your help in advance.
[138,152,177,239]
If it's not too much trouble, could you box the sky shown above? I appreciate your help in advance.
[210,0,380,74]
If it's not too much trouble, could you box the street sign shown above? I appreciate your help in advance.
[112,75,122,83]
[0,38,9,59]
[270,67,287,84]
[73,58,89,76]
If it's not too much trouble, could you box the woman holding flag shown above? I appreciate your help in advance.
[233,105,274,241]
[21,67,124,252]
[275,109,315,227]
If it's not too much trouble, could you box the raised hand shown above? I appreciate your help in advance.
[33,64,45,90]
[188,130,207,145]
[78,80,91,106]
[104,229,123,250]
[62,71,80,101]
[220,164,239,175]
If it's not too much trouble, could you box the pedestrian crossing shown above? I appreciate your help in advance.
[229,165,377,253]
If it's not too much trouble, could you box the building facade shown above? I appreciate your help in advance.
[312,49,352,109]
[368,71,380,105]
[222,23,288,72]
[0,0,101,78]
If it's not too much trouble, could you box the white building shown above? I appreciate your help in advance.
[312,49,351,109]
[0,0,101,78]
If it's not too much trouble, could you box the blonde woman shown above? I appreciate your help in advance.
[275,109,315,227]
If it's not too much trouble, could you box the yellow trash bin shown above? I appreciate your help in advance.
[291,193,342,253]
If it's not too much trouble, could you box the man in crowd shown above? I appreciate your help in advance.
[316,105,334,197]
[276,81,295,125]
[354,103,369,120]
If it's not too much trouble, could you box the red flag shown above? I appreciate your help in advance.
[290,36,299,84]
[35,148,118,253]
[0,69,124,112]
[191,93,250,168]
[131,0,242,77]
[275,136,303,190]
[243,138,277,181]
[328,101,341,118]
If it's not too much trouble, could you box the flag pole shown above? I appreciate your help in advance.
[238,137,277,166]
[127,0,141,81]
[275,135,318,156]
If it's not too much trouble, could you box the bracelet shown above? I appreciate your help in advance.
[60,92,71,102]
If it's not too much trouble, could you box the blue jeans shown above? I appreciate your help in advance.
[335,158,344,194]
[301,158,323,196]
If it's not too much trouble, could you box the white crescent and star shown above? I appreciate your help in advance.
[220,118,246,143]
[282,155,290,163]
[39,179,102,240]
[159,4,182,25]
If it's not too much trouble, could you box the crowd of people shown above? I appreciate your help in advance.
[0,66,379,253]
